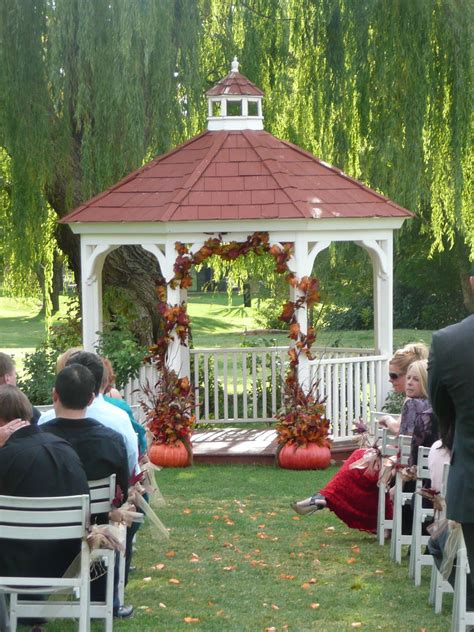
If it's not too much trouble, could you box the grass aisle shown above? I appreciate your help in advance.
[44,465,450,632]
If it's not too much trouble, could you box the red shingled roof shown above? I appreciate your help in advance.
[205,70,264,97]
[62,130,412,224]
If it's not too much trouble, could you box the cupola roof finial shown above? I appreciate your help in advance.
[231,57,239,73]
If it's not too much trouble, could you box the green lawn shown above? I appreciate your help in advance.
[32,464,451,631]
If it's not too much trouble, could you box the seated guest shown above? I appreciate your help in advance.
[0,352,41,423]
[291,344,429,533]
[38,351,139,478]
[102,357,147,458]
[41,363,130,511]
[0,384,89,580]
[41,363,133,618]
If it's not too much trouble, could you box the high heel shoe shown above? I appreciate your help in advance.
[290,493,326,515]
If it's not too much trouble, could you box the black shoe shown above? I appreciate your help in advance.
[291,493,326,515]
[114,604,134,619]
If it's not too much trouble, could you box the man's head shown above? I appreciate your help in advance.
[65,351,103,396]
[0,384,32,426]
[0,353,16,386]
[53,364,95,412]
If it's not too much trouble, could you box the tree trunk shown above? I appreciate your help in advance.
[103,246,165,345]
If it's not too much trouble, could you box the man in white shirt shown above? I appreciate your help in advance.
[38,351,139,477]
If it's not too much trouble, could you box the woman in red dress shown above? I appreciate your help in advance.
[291,343,429,533]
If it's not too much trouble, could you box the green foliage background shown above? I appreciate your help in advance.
[0,0,472,326]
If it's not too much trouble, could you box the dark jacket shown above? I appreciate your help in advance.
[0,425,89,578]
[429,314,474,522]
[41,416,129,506]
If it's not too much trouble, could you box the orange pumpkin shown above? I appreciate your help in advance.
[278,442,331,470]
[148,441,191,468]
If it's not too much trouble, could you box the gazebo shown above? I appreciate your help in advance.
[62,59,412,438]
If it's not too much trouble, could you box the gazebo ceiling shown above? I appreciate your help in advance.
[62,60,412,226]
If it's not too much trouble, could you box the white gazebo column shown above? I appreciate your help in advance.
[373,239,393,406]
[291,236,312,393]
[163,241,191,379]
[80,242,116,351]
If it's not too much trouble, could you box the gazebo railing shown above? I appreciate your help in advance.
[122,347,387,439]
[309,354,386,439]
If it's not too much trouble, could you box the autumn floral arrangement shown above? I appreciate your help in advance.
[139,365,195,467]
[145,231,330,467]
[275,376,331,448]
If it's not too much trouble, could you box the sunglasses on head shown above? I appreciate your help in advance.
[389,372,402,380]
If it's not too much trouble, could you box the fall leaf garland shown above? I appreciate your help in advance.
[146,231,330,447]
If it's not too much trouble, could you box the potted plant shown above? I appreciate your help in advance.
[140,365,195,467]
[275,373,332,470]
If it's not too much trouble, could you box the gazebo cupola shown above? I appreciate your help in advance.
[206,57,264,131]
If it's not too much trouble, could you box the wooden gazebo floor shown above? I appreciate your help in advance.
[191,427,357,466]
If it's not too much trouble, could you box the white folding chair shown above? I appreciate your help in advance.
[429,462,454,612]
[390,434,413,563]
[409,446,435,584]
[0,494,91,632]
[452,532,474,631]
[89,475,117,632]
[376,426,398,545]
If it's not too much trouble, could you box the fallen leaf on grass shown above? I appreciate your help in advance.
[184,616,200,623]
[223,565,237,571]
[267,511,277,516]
[351,545,361,554]
[142,577,152,582]
[153,563,165,570]
[258,524,266,529]
[169,578,180,585]
[324,526,335,533]
[292,516,301,521]
[301,582,312,590]
[208,534,215,540]
[213,515,220,520]
[257,532,269,539]
[312,559,321,566]
[264,627,276,631]
[159,603,166,608]
[347,557,357,564]
[374,569,384,575]
[213,555,222,561]
[138,606,149,610]
[189,554,200,563]
[217,609,225,616]
[223,541,233,548]
[308,578,317,584]
[225,519,235,526]
[279,573,296,580]
[166,550,177,558]
[310,603,320,609]
[183,508,192,514]
[271,604,279,610]
[351,623,362,628]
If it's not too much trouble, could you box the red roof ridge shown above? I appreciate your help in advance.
[277,137,412,216]
[161,131,229,221]
[241,130,306,218]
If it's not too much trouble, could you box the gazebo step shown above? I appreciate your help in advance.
[191,428,359,466]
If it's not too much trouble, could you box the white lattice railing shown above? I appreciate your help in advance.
[121,347,387,439]
[190,346,289,424]
[309,354,386,439]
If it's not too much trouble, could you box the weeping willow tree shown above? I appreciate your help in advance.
[1,0,472,340]
[0,0,206,336]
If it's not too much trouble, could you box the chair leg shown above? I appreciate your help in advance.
[9,593,17,632]
[0,594,11,632]
[452,551,467,632]
[105,552,114,632]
